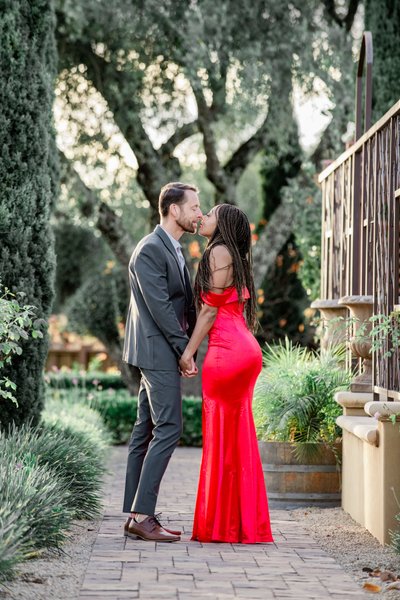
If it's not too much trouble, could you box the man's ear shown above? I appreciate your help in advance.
[170,203,179,218]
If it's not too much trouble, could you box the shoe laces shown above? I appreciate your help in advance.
[154,512,164,528]
[146,516,158,531]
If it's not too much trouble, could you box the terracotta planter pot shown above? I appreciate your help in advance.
[258,441,341,509]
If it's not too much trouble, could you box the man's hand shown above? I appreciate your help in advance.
[179,355,198,378]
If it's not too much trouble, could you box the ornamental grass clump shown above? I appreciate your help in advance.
[0,507,25,582]
[253,338,350,458]
[0,398,110,581]
[43,394,111,450]
[3,421,106,520]
[0,451,73,563]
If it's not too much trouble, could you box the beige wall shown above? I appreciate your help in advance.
[341,419,400,545]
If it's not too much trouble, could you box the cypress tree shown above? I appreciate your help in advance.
[0,0,58,428]
[258,124,314,346]
[365,0,400,119]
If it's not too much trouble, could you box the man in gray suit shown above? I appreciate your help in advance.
[122,182,202,542]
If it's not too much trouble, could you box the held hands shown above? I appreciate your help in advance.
[179,353,198,378]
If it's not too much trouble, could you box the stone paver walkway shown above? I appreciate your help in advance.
[79,446,368,600]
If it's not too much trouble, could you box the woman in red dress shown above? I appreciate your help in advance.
[179,204,273,544]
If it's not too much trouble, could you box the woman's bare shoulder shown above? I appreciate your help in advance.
[209,244,232,266]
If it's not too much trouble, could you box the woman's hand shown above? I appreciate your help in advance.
[178,303,218,378]
[179,352,198,377]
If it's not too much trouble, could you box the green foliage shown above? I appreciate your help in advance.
[52,220,136,391]
[390,513,400,555]
[53,220,109,311]
[256,235,315,347]
[328,312,400,359]
[46,386,203,446]
[0,447,74,557]
[260,120,302,222]
[65,266,128,363]
[365,0,400,120]
[53,0,365,355]
[0,509,25,582]
[54,0,329,225]
[88,390,203,446]
[257,118,315,346]
[282,163,322,301]
[43,394,111,450]
[3,422,106,520]
[56,0,317,149]
[47,369,126,390]
[0,0,58,429]
[0,395,110,581]
[87,389,137,445]
[0,285,45,405]
[180,397,203,447]
[369,312,400,358]
[253,338,350,453]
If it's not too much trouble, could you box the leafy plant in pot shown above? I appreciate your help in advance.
[253,338,351,507]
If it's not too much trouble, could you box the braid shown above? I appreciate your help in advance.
[194,204,257,332]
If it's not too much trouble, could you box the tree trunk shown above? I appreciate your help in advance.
[252,197,295,291]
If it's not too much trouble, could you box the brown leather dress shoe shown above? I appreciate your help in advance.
[124,517,139,539]
[154,513,182,536]
[123,516,181,537]
[127,516,180,542]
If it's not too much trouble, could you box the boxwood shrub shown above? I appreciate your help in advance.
[46,371,126,390]
[46,387,203,446]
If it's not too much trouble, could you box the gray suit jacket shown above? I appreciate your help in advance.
[123,225,196,370]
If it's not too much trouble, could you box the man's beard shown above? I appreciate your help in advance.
[176,215,196,233]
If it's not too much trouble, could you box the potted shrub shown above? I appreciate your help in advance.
[253,338,350,508]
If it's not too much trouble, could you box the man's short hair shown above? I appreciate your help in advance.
[159,182,198,217]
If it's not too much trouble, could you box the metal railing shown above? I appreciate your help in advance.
[319,103,400,398]
[318,32,400,399]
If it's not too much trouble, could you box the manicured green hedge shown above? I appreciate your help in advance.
[88,389,137,444]
[46,387,203,446]
[46,370,126,390]
[89,390,203,446]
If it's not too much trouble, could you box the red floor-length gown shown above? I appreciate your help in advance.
[191,286,273,543]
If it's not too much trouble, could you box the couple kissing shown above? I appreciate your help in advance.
[122,181,273,545]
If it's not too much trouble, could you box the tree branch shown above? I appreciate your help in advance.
[193,86,230,197]
[159,120,199,160]
[59,150,134,266]
[224,114,269,186]
[344,0,360,32]
[322,0,344,27]
[322,0,360,31]
[59,150,98,217]
[56,35,172,217]
[96,202,134,268]
[210,53,229,117]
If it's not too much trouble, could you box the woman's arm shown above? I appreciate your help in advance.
[179,303,218,372]
[179,245,232,374]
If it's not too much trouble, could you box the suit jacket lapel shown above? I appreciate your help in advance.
[183,265,193,304]
[154,225,187,290]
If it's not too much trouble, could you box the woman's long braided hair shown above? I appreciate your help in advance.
[194,204,257,332]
